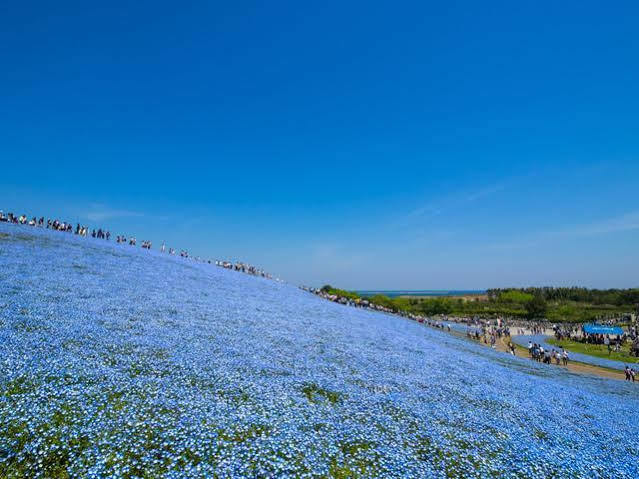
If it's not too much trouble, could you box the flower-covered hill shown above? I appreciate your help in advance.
[0,223,638,478]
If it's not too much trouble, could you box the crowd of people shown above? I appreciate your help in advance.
[527,341,569,365]
[5,207,638,383]
[301,287,523,348]
[463,320,513,352]
[1,210,115,240]
[1,208,277,282]
[552,324,624,346]
[300,286,639,379]
[551,324,639,357]
[300,286,396,314]
[215,261,273,279]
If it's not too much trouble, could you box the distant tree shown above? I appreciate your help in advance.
[525,295,547,319]
[332,289,360,300]
[370,294,396,311]
[498,290,534,304]
[488,287,639,306]
[320,285,333,293]
[418,298,453,315]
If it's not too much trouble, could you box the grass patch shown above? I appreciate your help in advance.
[219,423,271,443]
[534,429,548,440]
[0,403,91,479]
[547,338,639,364]
[11,319,48,334]
[302,383,344,405]
[328,440,378,478]
[1,376,37,397]
[413,434,501,478]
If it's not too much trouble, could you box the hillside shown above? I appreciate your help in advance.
[0,223,638,478]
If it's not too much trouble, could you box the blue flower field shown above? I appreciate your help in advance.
[0,223,638,478]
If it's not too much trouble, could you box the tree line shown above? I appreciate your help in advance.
[319,285,638,322]
[486,287,639,307]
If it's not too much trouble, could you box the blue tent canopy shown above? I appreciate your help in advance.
[583,324,624,335]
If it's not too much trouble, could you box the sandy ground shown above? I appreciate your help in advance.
[445,326,626,380]
[494,334,625,380]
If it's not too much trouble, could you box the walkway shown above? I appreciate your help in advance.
[441,322,629,380]
[511,334,639,371]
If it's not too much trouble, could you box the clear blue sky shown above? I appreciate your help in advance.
[2,1,638,289]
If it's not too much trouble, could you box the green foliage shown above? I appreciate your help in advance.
[329,289,360,300]
[321,285,360,300]
[547,338,639,364]
[546,303,598,322]
[0,403,91,479]
[320,284,636,323]
[487,287,639,307]
[498,290,533,304]
[328,441,378,478]
[369,294,395,311]
[392,297,412,311]
[417,298,454,315]
[525,295,548,319]
[302,383,343,404]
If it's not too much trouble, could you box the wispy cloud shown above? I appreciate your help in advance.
[84,204,145,222]
[397,183,505,228]
[465,184,505,202]
[402,204,442,221]
[493,210,639,249]
[566,210,639,236]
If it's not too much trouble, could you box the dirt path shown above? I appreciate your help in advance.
[493,335,625,380]
[446,327,626,380]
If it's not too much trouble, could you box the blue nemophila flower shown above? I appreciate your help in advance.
[0,222,638,478]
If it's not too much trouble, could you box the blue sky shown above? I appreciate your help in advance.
[1,1,638,289]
